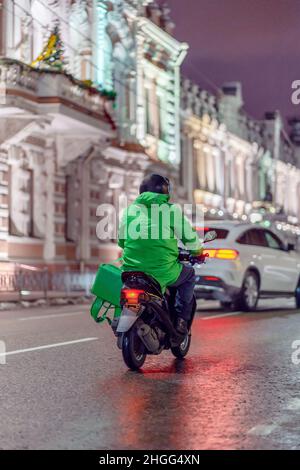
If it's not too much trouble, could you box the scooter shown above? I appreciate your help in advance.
[113,230,217,370]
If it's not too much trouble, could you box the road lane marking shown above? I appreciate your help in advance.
[200,311,243,320]
[0,337,98,357]
[285,398,300,410]
[248,423,278,436]
[17,312,84,321]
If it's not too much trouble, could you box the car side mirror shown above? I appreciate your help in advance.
[203,230,217,243]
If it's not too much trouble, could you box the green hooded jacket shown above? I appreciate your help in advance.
[118,192,202,292]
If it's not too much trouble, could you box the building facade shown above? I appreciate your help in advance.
[181,80,267,218]
[1,0,300,282]
[0,0,188,273]
[181,79,300,239]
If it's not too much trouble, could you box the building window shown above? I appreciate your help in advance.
[179,137,184,186]
[125,80,131,121]
[28,169,34,237]
[157,93,168,142]
[145,79,159,137]
[145,87,153,135]
[197,146,207,191]
[8,165,34,237]
[65,175,74,242]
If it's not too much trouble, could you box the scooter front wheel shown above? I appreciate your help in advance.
[171,333,191,359]
[122,328,147,370]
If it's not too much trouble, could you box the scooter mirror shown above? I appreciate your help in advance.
[203,230,217,243]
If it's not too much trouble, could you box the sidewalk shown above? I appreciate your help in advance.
[0,291,91,310]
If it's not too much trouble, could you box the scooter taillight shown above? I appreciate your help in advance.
[121,289,147,305]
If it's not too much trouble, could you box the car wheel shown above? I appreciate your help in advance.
[295,280,300,309]
[238,271,259,311]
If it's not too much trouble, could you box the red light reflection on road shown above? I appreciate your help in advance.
[95,314,260,449]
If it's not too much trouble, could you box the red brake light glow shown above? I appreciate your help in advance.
[121,289,145,304]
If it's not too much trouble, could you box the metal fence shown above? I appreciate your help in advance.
[0,265,96,299]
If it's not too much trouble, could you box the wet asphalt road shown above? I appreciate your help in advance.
[0,299,300,450]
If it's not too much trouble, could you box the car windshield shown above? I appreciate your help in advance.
[196,227,229,239]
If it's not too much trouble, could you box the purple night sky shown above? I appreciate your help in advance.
[167,0,300,127]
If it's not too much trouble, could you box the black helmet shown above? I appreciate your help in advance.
[139,174,170,195]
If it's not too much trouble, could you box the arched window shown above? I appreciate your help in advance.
[103,33,113,90]
[6,0,32,62]
[94,6,114,90]
[196,145,207,191]
[69,4,84,78]
[69,2,92,80]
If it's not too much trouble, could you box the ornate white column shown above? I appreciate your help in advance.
[93,0,108,85]
[136,32,145,143]
[7,145,32,237]
[27,149,47,238]
[0,1,4,55]
[185,135,194,203]
[0,147,9,259]
[43,139,55,261]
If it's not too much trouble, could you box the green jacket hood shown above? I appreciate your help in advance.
[135,191,170,207]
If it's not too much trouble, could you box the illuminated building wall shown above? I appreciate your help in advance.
[2,0,300,273]
[181,79,300,229]
[0,0,188,269]
[181,79,266,219]
[93,0,188,166]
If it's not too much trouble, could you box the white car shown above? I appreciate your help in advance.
[194,221,300,311]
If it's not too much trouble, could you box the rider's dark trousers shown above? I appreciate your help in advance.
[168,265,196,322]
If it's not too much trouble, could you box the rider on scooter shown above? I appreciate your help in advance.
[118,174,204,335]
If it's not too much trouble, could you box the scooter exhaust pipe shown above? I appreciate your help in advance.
[137,323,160,353]
[148,301,183,344]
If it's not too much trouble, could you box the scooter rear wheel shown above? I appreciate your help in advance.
[171,333,191,359]
[122,328,147,370]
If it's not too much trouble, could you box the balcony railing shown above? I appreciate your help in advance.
[0,57,115,124]
[0,265,96,300]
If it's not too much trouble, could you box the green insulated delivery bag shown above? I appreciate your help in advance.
[90,262,123,324]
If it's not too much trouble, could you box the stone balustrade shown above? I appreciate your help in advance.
[0,57,114,121]
[0,58,38,93]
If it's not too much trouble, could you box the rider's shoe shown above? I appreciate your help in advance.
[176,317,188,336]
